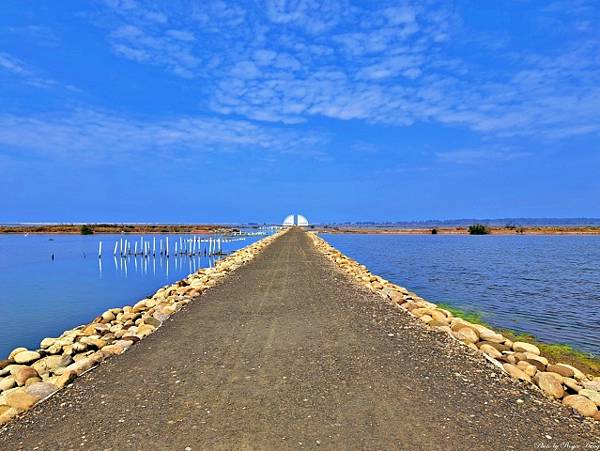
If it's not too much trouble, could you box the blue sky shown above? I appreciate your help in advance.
[1,0,599,224]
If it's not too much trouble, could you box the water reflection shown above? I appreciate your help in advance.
[109,253,221,278]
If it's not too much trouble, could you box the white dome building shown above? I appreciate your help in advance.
[282,214,309,227]
[297,215,309,227]
[282,215,295,226]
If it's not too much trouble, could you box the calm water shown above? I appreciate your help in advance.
[323,234,600,356]
[0,233,260,358]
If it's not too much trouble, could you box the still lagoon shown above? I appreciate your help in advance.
[0,233,260,357]
[323,233,600,356]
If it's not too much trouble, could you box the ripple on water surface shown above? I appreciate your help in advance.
[323,233,600,356]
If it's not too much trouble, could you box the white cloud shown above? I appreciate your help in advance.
[92,0,600,142]
[108,24,200,77]
[0,110,327,163]
[436,148,531,165]
[5,25,59,46]
[166,29,195,42]
[0,52,58,88]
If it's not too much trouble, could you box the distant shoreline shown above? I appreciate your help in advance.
[317,226,600,235]
[5,224,600,235]
[0,224,238,235]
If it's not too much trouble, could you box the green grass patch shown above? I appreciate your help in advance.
[501,330,600,375]
[437,303,486,326]
[468,223,491,235]
[436,302,600,376]
[80,225,94,235]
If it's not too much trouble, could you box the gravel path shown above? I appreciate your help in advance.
[1,228,599,450]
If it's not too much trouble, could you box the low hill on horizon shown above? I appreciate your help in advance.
[328,218,600,228]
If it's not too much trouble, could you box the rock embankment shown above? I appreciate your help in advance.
[309,232,600,421]
[0,231,284,426]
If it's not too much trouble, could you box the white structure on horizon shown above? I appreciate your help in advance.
[297,215,309,226]
[283,215,295,226]
[282,214,309,227]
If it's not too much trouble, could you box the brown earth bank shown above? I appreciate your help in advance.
[318,226,600,235]
[0,224,237,234]
[0,229,598,450]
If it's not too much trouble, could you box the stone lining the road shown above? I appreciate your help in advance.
[0,230,285,426]
[309,232,600,421]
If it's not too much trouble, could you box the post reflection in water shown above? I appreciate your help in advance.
[109,253,219,278]
[97,232,267,282]
[96,233,267,282]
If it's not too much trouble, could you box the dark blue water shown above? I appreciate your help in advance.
[323,234,600,356]
[0,233,260,357]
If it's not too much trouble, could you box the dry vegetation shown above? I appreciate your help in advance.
[0,224,237,235]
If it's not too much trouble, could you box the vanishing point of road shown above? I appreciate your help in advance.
[1,228,598,450]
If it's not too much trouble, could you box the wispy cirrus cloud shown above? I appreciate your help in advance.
[436,148,531,165]
[5,25,59,46]
[109,24,201,78]
[95,0,600,142]
[0,52,62,89]
[0,109,327,164]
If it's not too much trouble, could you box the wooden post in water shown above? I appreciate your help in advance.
[113,241,118,257]
[98,241,102,258]
[166,237,169,257]
[153,237,156,257]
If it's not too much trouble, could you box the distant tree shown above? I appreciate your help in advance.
[80,225,94,235]
[431,228,438,235]
[468,224,490,235]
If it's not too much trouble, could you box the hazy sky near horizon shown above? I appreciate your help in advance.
[1,0,599,223]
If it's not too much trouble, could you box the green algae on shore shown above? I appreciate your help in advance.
[437,303,600,376]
